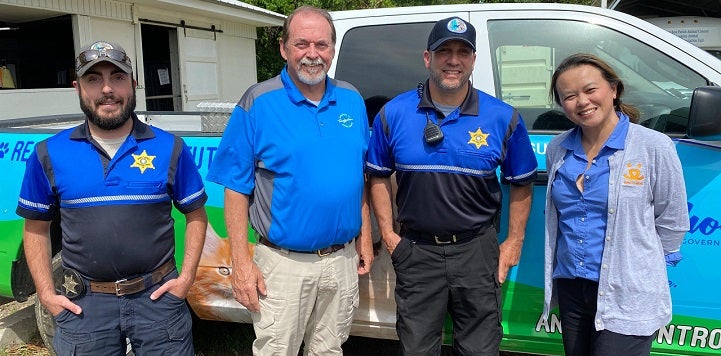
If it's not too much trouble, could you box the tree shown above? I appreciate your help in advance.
[247,0,595,81]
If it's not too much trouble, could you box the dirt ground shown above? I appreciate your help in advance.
[0,297,34,320]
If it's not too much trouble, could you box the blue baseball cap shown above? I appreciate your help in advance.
[427,17,476,52]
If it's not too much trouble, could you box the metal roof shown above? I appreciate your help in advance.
[609,0,721,18]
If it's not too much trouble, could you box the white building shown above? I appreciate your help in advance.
[0,0,285,120]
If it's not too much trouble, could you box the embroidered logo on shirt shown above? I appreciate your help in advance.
[622,163,645,186]
[131,150,156,174]
[338,114,354,128]
[468,128,489,149]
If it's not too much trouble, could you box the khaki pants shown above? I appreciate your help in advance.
[251,240,359,356]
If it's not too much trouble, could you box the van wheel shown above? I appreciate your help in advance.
[33,252,134,355]
[34,252,62,355]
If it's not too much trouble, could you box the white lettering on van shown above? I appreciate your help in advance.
[532,142,547,155]
[535,313,562,333]
[535,314,721,350]
[657,324,721,350]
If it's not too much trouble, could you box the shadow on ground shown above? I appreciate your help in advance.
[192,317,529,356]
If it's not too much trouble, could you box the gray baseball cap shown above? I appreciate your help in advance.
[75,41,133,77]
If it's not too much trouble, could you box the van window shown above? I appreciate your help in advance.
[335,22,434,121]
[488,19,708,135]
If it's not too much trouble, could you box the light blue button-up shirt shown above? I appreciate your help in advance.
[551,116,628,281]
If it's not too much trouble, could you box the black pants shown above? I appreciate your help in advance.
[392,228,502,356]
[556,278,657,356]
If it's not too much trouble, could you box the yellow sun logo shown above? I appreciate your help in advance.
[130,150,156,174]
[468,128,489,149]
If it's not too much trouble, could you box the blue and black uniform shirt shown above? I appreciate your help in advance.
[366,80,537,234]
[16,115,207,281]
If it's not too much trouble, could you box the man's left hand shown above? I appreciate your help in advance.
[498,237,523,284]
[150,275,192,300]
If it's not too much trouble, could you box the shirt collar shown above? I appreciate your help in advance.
[70,113,154,141]
[280,65,335,107]
[417,79,479,116]
[606,112,629,149]
[560,111,630,151]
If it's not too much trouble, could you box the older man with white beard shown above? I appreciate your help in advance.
[207,5,374,356]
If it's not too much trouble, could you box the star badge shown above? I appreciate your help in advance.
[131,150,156,174]
[468,128,489,149]
[59,269,85,299]
[62,275,79,295]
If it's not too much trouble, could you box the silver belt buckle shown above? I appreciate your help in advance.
[114,278,128,296]
[434,234,457,244]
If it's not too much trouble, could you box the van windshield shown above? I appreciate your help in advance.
[333,18,710,135]
[487,19,709,135]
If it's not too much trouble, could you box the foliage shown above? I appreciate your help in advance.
[246,0,596,81]
[247,0,396,81]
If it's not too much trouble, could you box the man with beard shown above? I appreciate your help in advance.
[17,40,207,355]
[366,18,537,355]
[207,6,373,356]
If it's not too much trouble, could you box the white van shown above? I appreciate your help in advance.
[327,3,721,355]
[4,3,721,356]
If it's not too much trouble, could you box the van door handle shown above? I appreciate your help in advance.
[502,94,531,101]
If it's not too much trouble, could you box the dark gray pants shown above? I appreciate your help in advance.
[53,270,194,356]
[392,228,502,356]
[556,278,657,356]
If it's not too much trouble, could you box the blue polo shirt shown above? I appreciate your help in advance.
[16,116,207,281]
[366,81,537,234]
[207,67,369,251]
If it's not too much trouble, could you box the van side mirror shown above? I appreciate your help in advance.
[688,86,721,140]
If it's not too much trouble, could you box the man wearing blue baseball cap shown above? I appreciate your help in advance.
[367,17,537,355]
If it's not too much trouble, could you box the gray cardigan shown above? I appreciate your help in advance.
[542,122,689,336]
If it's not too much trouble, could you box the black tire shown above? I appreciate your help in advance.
[33,252,134,355]
[34,252,61,356]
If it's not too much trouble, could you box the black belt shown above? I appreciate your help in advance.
[89,259,175,296]
[258,237,346,257]
[401,225,488,245]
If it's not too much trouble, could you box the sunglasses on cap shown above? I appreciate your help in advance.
[76,48,132,68]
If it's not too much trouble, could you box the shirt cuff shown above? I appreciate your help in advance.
[665,251,683,267]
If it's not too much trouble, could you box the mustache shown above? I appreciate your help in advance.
[300,58,325,67]
[95,95,121,105]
